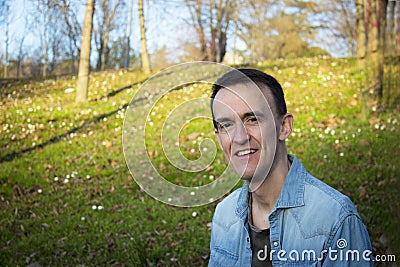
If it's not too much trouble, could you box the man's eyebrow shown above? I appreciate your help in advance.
[242,111,266,119]
[213,117,232,123]
[214,112,266,123]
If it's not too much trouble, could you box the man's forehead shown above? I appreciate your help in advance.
[213,83,272,108]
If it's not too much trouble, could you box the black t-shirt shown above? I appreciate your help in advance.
[249,226,272,267]
[248,194,272,267]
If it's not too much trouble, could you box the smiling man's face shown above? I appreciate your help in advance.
[212,83,278,183]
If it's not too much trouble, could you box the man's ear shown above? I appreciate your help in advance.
[278,113,293,141]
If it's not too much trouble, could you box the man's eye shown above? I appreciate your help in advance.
[221,122,232,128]
[218,122,232,130]
[247,117,258,123]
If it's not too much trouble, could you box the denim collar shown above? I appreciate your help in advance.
[235,154,306,221]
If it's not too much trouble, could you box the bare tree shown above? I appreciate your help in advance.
[57,0,82,74]
[124,0,133,69]
[0,0,7,23]
[1,2,10,78]
[32,0,58,77]
[365,0,386,105]
[397,1,400,55]
[94,0,121,71]
[334,1,357,56]
[237,0,272,62]
[387,0,395,53]
[356,0,366,58]
[16,16,30,78]
[33,0,52,78]
[76,0,95,103]
[237,1,321,61]
[184,0,234,62]
[357,0,390,108]
[212,0,234,62]
[138,0,151,74]
[16,36,26,78]
[28,0,82,77]
[4,9,9,78]
[377,0,388,103]
[277,0,357,58]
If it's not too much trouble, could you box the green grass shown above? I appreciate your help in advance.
[0,58,399,266]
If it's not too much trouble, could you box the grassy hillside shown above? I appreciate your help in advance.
[0,58,399,266]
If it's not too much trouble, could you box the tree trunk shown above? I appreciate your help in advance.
[40,4,48,79]
[366,0,387,108]
[196,1,208,60]
[3,3,10,78]
[378,0,388,46]
[388,0,395,52]
[59,0,81,75]
[99,0,119,71]
[377,0,388,104]
[356,0,366,58]
[397,0,400,55]
[4,17,9,78]
[138,0,151,74]
[386,0,395,106]
[95,30,103,71]
[17,36,25,79]
[76,0,95,103]
[69,39,76,74]
[233,4,238,64]
[216,0,230,63]
[367,0,379,76]
[43,42,48,78]
[101,26,109,71]
[218,29,227,62]
[209,0,217,61]
[185,0,208,60]
[365,0,370,41]
[218,7,231,63]
[124,0,133,68]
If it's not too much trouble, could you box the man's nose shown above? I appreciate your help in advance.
[233,122,250,145]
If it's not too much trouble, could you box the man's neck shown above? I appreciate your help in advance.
[250,154,291,229]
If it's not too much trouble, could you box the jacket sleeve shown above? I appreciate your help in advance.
[208,207,219,267]
[208,220,215,267]
[322,214,373,267]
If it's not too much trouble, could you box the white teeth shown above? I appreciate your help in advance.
[237,149,256,156]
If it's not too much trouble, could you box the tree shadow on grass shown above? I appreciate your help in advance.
[90,68,227,102]
[0,98,147,164]
[90,78,148,102]
[89,69,186,102]
[0,73,158,164]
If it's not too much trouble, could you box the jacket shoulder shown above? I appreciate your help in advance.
[304,174,358,216]
[212,186,244,228]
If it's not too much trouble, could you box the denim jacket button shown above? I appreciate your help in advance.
[273,241,279,247]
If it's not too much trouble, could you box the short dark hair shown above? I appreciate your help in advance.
[210,68,287,129]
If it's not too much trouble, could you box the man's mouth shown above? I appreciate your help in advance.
[236,149,257,156]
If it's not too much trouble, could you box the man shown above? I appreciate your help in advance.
[208,69,372,266]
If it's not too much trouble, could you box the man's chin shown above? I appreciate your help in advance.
[235,168,270,188]
[237,175,250,180]
[229,163,256,180]
[234,169,254,181]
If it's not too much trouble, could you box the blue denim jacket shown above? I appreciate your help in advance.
[209,155,372,266]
